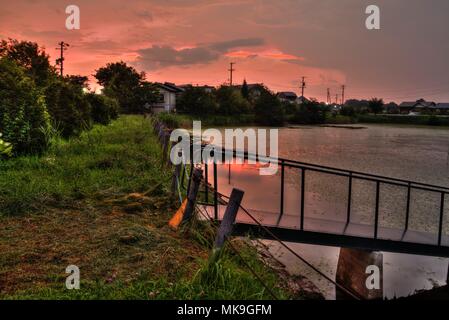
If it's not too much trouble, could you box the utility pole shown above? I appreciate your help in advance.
[327,88,331,104]
[228,62,236,86]
[55,41,69,77]
[300,76,306,97]
[341,85,346,105]
[335,94,339,105]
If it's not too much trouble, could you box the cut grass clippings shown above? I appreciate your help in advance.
[0,115,309,300]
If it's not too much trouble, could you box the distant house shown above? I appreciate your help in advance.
[235,83,266,100]
[151,82,184,113]
[296,95,309,105]
[398,99,436,114]
[277,92,298,103]
[179,84,215,93]
[435,103,449,114]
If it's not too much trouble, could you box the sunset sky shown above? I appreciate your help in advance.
[1,0,448,102]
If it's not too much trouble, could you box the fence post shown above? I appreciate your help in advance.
[171,163,182,195]
[162,132,170,165]
[182,167,203,223]
[214,188,245,249]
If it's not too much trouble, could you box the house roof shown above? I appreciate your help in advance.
[277,91,297,98]
[155,82,184,93]
[436,103,449,109]
[399,102,416,107]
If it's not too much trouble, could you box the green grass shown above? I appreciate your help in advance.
[156,112,256,128]
[0,115,300,300]
[0,115,169,216]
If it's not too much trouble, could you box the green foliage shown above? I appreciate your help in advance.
[0,116,169,215]
[95,61,157,114]
[176,86,218,115]
[241,79,249,100]
[44,78,92,138]
[0,58,51,155]
[0,133,13,157]
[340,105,357,117]
[368,97,384,114]
[254,90,285,126]
[87,93,119,125]
[0,39,56,86]
[215,85,251,115]
[294,100,328,124]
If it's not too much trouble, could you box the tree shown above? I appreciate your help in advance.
[95,61,157,114]
[86,93,119,125]
[241,79,249,100]
[215,85,251,115]
[65,75,89,90]
[44,78,92,137]
[0,58,51,155]
[294,100,328,124]
[176,86,218,115]
[368,98,384,114]
[254,91,285,126]
[0,39,56,86]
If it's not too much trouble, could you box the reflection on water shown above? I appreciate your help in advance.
[207,124,449,299]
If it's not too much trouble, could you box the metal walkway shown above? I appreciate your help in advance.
[185,147,449,257]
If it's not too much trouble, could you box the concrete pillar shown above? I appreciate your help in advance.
[336,248,383,300]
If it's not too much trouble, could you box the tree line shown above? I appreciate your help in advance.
[0,39,159,157]
[176,80,330,127]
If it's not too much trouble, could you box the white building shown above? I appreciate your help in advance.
[151,82,184,113]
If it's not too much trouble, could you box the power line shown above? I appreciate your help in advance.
[55,41,69,77]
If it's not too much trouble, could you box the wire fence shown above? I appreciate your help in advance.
[151,116,362,300]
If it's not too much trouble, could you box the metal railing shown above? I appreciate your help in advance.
[186,145,449,248]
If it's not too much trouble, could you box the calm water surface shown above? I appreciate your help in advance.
[205,124,449,299]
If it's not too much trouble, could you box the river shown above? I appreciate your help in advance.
[203,124,449,299]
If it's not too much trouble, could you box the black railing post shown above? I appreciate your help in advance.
[405,182,411,233]
[204,163,209,203]
[374,181,380,239]
[300,168,306,231]
[346,172,353,227]
[214,161,218,220]
[277,160,285,225]
[438,192,445,246]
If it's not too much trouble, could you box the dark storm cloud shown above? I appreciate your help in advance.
[135,37,264,69]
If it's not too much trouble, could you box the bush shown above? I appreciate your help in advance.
[177,86,218,115]
[0,133,13,157]
[87,93,119,125]
[0,58,51,155]
[254,91,285,126]
[44,79,92,137]
[294,100,328,124]
[215,86,251,115]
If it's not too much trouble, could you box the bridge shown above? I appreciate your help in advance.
[181,147,449,258]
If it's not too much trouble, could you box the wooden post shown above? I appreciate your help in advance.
[182,167,203,223]
[162,132,170,164]
[171,163,182,195]
[336,248,383,300]
[214,188,245,249]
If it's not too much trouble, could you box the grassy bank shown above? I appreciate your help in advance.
[357,114,449,127]
[0,115,310,300]
[156,112,256,128]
